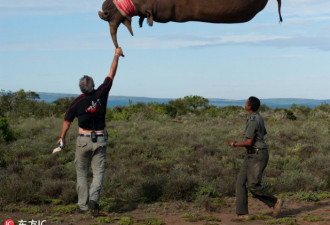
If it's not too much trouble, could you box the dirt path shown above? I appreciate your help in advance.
[1,197,329,225]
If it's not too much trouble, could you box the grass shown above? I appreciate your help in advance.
[45,216,65,222]
[180,213,221,222]
[293,191,330,202]
[50,204,78,214]
[19,206,40,214]
[96,217,114,223]
[302,214,325,222]
[138,217,166,225]
[254,211,273,220]
[265,217,298,225]
[181,213,202,222]
[118,216,134,225]
[0,102,329,211]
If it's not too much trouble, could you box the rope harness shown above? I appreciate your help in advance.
[113,0,136,18]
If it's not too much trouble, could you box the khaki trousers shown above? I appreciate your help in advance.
[236,149,277,215]
[75,135,106,210]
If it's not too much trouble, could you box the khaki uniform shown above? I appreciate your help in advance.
[236,112,277,215]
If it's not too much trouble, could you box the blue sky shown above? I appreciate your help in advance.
[0,0,329,99]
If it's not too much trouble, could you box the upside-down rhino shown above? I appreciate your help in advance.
[98,0,283,48]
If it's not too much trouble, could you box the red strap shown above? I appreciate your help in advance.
[113,0,136,18]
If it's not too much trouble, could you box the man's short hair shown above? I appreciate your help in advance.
[248,96,260,112]
[79,75,95,94]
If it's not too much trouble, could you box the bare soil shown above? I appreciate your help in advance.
[1,197,329,225]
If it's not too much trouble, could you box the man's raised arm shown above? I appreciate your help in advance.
[108,47,124,80]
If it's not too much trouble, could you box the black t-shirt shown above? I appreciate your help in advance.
[64,77,113,130]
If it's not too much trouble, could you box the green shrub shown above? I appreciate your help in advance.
[259,104,271,112]
[40,180,63,198]
[45,216,65,222]
[51,204,78,214]
[206,106,220,117]
[254,211,273,220]
[303,214,324,222]
[0,171,41,204]
[293,191,330,201]
[275,169,326,192]
[112,106,131,121]
[285,109,297,120]
[195,196,227,212]
[0,115,16,143]
[99,198,138,213]
[197,185,218,197]
[141,177,165,202]
[1,93,329,210]
[219,105,244,117]
[181,213,201,222]
[60,181,77,204]
[52,97,75,115]
[183,95,209,110]
[265,217,297,225]
[163,172,199,201]
[165,98,189,118]
[292,105,311,116]
[139,217,165,225]
[49,199,62,205]
[118,216,134,225]
[19,206,41,214]
[96,217,114,223]
[314,103,329,113]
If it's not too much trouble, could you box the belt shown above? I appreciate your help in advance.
[247,148,266,154]
[79,133,104,137]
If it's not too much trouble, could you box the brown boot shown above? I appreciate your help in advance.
[232,214,253,221]
[273,199,283,218]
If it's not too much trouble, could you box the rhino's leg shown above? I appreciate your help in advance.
[139,16,145,27]
[146,11,153,26]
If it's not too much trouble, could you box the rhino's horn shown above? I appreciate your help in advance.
[123,19,134,36]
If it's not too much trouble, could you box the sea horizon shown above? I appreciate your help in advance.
[36,92,330,109]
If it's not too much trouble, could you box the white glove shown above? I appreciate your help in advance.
[52,138,64,154]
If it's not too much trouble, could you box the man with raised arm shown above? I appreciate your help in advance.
[56,47,123,215]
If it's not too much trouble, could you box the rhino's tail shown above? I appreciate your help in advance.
[277,0,283,23]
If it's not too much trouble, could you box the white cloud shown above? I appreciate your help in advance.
[266,54,303,59]
[283,0,330,17]
[1,0,330,19]
[1,0,329,52]
[0,0,104,16]
[1,31,329,52]
[122,33,330,51]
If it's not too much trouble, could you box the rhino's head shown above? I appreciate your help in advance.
[98,0,134,48]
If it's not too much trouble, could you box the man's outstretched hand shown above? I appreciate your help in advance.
[116,47,124,57]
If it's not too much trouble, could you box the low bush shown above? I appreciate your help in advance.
[293,191,330,202]
[0,115,16,143]
[139,217,166,225]
[118,216,134,225]
[50,204,78,214]
[303,214,324,222]
[0,93,329,209]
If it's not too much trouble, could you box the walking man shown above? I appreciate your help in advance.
[227,96,282,221]
[56,47,124,214]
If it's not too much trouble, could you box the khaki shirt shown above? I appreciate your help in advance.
[244,112,267,149]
